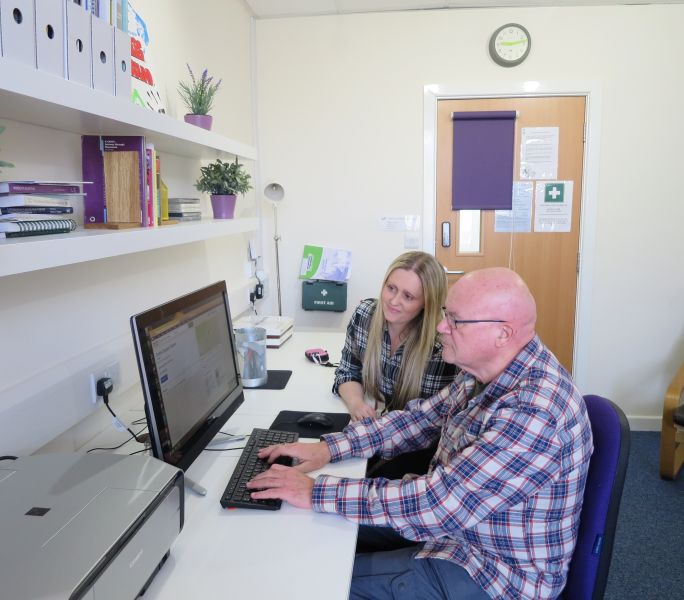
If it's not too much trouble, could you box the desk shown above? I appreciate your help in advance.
[140,330,365,599]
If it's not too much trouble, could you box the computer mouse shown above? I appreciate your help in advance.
[296,412,334,429]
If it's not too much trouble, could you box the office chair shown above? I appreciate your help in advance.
[563,395,630,600]
[659,360,684,479]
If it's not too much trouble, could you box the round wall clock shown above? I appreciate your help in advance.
[489,23,531,67]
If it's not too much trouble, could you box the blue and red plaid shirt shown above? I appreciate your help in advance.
[313,335,593,600]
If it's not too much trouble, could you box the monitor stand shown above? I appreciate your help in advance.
[185,434,247,497]
[185,477,207,496]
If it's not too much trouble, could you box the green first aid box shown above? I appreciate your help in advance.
[302,280,347,312]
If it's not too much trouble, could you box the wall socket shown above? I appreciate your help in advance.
[89,361,121,404]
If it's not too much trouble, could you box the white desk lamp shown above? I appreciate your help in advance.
[264,182,285,316]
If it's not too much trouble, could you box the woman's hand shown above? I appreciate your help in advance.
[347,399,377,421]
[339,381,377,421]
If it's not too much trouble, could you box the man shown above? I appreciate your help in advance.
[249,267,593,600]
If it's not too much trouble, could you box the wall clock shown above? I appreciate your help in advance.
[489,23,531,67]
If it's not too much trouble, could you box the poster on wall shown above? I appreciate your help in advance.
[520,127,559,180]
[534,181,574,232]
[127,2,167,113]
[495,182,533,233]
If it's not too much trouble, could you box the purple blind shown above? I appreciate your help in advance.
[451,110,516,210]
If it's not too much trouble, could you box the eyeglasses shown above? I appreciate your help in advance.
[441,307,505,331]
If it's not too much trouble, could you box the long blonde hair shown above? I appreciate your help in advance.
[362,251,447,409]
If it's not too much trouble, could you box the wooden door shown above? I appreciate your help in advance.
[435,96,586,371]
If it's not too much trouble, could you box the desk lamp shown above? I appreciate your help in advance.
[264,182,285,316]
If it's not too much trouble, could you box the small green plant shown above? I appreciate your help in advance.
[0,125,15,173]
[177,64,222,115]
[195,158,252,196]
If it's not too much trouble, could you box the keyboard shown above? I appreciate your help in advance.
[220,428,299,510]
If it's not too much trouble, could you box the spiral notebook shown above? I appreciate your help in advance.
[0,218,77,237]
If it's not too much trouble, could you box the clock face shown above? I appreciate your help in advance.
[489,23,531,67]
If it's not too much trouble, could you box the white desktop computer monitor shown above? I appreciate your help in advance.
[130,281,244,473]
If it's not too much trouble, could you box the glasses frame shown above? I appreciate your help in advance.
[441,307,506,331]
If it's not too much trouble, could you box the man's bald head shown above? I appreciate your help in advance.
[438,268,537,382]
[457,268,536,338]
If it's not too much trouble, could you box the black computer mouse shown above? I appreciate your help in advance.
[296,412,334,429]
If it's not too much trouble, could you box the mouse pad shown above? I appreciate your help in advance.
[269,410,351,438]
[248,370,292,390]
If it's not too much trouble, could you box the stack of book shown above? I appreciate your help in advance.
[0,181,82,239]
[168,198,202,222]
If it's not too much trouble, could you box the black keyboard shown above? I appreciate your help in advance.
[220,428,298,510]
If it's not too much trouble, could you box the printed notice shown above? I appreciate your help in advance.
[299,245,352,281]
[495,182,533,233]
[378,215,420,232]
[520,127,559,180]
[534,181,573,232]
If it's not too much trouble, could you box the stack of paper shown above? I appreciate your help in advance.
[233,316,294,349]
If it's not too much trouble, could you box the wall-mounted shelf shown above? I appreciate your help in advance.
[0,58,260,278]
[0,218,259,277]
[0,60,257,160]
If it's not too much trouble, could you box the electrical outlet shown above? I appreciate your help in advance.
[89,361,120,404]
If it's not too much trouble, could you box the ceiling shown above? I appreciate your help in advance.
[242,0,678,19]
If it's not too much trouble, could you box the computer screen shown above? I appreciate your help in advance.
[130,281,244,472]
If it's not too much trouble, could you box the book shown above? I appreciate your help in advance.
[0,181,82,194]
[0,206,74,215]
[167,203,202,212]
[160,178,169,221]
[145,142,158,227]
[82,135,146,227]
[169,213,202,222]
[0,218,77,234]
[0,212,73,221]
[0,194,71,208]
[168,197,200,204]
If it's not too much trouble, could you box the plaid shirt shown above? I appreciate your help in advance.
[314,335,593,600]
[333,299,457,408]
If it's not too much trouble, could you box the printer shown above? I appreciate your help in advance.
[0,453,184,600]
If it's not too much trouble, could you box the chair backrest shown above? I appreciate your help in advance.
[563,395,630,600]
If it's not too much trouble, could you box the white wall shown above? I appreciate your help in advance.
[0,0,256,455]
[254,5,684,425]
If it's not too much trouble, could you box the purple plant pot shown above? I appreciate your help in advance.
[184,114,213,130]
[211,194,236,219]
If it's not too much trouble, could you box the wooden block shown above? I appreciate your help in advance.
[103,151,142,223]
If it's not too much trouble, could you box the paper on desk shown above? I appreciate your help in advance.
[299,244,351,282]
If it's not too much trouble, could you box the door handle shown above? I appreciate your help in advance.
[444,269,465,276]
[441,222,450,247]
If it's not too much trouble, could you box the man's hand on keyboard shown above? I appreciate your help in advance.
[257,441,331,473]
[247,464,314,509]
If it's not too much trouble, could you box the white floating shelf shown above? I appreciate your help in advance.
[0,59,257,160]
[0,218,259,277]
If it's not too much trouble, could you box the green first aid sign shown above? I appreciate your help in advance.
[544,183,565,203]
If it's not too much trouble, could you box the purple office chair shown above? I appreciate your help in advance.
[563,395,630,599]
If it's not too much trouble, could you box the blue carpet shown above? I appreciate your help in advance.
[604,431,684,599]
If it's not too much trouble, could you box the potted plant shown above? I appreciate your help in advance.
[177,64,222,130]
[195,158,252,219]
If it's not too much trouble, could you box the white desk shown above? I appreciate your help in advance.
[141,331,365,599]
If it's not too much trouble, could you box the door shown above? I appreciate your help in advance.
[435,96,586,371]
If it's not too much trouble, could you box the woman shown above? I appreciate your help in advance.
[333,251,457,422]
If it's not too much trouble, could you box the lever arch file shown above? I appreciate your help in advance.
[65,1,92,87]
[114,28,132,99]
[91,14,115,95]
[0,0,36,67]
[35,0,65,77]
